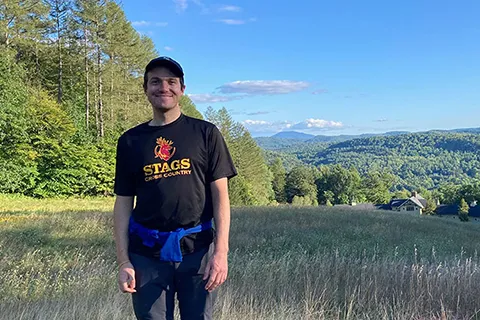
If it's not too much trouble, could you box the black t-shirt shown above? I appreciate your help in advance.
[114,113,237,258]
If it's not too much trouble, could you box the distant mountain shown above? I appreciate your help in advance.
[271,131,315,140]
[254,137,307,150]
[255,128,479,151]
[430,127,480,134]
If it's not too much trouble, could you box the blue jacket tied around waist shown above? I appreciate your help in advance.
[129,216,213,262]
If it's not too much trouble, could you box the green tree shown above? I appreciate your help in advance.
[323,190,334,206]
[458,198,469,222]
[227,174,253,206]
[180,96,203,120]
[393,189,411,199]
[44,0,72,103]
[437,183,461,204]
[269,157,286,203]
[316,164,362,205]
[423,198,437,215]
[363,170,395,204]
[285,165,318,205]
[205,107,274,205]
[0,46,38,193]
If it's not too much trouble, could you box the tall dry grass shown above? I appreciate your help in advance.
[1,196,480,319]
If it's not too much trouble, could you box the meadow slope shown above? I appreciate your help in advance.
[1,195,480,319]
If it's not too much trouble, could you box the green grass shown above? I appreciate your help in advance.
[1,196,480,319]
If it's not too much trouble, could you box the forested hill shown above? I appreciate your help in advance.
[259,131,480,190]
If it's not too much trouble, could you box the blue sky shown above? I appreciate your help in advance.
[121,0,480,137]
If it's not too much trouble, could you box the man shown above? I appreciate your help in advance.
[113,56,237,320]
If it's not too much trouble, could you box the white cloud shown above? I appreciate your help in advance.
[217,19,245,25]
[242,120,293,132]
[291,119,344,130]
[132,21,168,27]
[174,0,209,13]
[244,120,269,125]
[191,80,311,105]
[242,118,343,134]
[164,46,174,51]
[216,17,256,25]
[187,94,244,104]
[217,80,310,95]
[218,5,242,12]
[174,0,188,12]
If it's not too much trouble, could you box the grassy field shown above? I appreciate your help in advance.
[1,194,480,319]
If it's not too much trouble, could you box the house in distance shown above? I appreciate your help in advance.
[387,191,426,214]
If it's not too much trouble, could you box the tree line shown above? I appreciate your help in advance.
[268,159,480,209]
[260,132,480,191]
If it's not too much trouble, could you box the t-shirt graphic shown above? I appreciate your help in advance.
[144,137,192,182]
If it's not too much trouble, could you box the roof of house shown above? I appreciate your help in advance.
[389,197,425,209]
[377,204,391,210]
[436,204,480,217]
[418,198,427,207]
[408,197,425,209]
[389,199,406,207]
[469,206,480,217]
[436,204,459,215]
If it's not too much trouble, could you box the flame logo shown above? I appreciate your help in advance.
[154,137,176,161]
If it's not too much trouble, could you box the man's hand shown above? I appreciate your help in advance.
[118,262,136,293]
[203,252,228,292]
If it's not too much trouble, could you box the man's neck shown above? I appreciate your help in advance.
[150,106,182,126]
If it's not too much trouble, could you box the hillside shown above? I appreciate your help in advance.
[260,131,480,190]
[2,199,480,319]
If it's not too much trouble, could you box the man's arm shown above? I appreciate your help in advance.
[203,177,231,292]
[113,195,136,293]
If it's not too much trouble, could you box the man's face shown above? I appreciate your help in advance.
[144,67,185,111]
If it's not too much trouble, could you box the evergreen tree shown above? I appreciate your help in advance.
[205,107,274,205]
[180,96,203,120]
[424,197,437,215]
[458,198,469,222]
[269,157,286,203]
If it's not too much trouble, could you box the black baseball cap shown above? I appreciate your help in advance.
[144,56,184,78]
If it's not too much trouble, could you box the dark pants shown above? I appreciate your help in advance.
[129,243,216,320]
